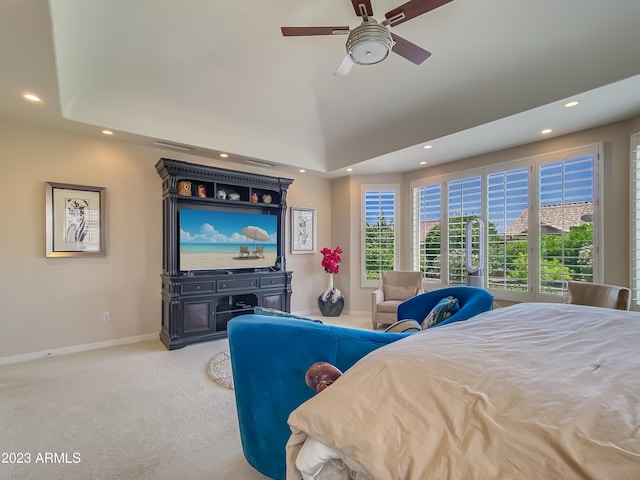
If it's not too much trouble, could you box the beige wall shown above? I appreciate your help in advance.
[331,174,404,314]
[341,116,640,313]
[2,114,638,358]
[0,119,331,358]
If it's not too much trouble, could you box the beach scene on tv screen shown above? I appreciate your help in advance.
[179,208,277,270]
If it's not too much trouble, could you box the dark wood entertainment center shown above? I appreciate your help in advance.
[156,158,294,350]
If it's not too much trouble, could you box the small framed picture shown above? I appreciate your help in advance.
[45,182,106,257]
[290,206,316,254]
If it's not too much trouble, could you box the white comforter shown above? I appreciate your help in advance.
[286,303,640,480]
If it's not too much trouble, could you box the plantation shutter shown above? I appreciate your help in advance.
[447,176,482,285]
[487,166,529,292]
[631,132,640,308]
[411,182,442,281]
[362,185,398,286]
[537,152,596,297]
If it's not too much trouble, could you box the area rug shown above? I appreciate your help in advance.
[207,350,234,390]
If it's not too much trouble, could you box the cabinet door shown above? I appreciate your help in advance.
[261,291,285,310]
[183,297,214,334]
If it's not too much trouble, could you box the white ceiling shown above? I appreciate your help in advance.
[2,0,640,177]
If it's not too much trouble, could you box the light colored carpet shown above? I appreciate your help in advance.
[0,338,269,480]
[0,314,370,480]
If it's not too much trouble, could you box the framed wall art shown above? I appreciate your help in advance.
[290,206,316,254]
[45,182,106,257]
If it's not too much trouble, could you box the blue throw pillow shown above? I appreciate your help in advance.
[421,296,459,329]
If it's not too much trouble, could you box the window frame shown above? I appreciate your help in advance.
[410,144,602,302]
[410,176,444,281]
[630,132,640,310]
[361,184,400,288]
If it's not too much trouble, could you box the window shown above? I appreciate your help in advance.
[411,182,441,280]
[447,175,482,285]
[410,145,601,301]
[487,165,529,292]
[362,185,398,286]
[631,132,640,308]
[537,152,596,298]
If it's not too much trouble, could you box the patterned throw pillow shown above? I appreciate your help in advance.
[384,319,422,333]
[421,296,459,329]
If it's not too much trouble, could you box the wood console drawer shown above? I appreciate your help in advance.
[181,282,215,295]
[217,278,258,291]
[260,276,286,288]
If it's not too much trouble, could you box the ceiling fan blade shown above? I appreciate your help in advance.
[390,33,431,64]
[351,0,374,17]
[281,26,350,36]
[333,54,355,76]
[385,0,453,27]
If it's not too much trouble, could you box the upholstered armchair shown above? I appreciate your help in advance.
[567,281,631,310]
[371,271,423,329]
[397,286,494,328]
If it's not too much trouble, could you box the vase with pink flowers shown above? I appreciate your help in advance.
[318,246,344,316]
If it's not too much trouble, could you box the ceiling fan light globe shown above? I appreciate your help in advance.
[348,41,390,65]
[345,20,393,65]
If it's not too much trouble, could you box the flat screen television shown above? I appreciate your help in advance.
[178,206,279,271]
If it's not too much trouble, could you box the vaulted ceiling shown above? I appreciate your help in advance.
[2,1,640,176]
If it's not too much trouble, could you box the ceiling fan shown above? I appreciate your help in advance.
[281,0,453,76]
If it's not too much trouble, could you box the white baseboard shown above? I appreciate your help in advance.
[344,310,370,317]
[0,333,159,366]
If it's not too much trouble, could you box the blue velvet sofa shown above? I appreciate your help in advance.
[227,315,413,480]
[398,285,494,327]
[227,286,493,479]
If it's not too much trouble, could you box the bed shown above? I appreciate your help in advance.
[285,303,640,479]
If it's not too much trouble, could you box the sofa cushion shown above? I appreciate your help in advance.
[422,296,459,329]
[383,285,418,300]
[377,300,404,313]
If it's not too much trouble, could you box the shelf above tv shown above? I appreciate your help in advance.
[177,195,281,209]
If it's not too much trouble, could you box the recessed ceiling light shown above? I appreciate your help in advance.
[220,153,228,158]
[23,93,41,103]
[423,145,432,149]
[564,101,580,108]
[420,161,427,165]
[299,169,306,173]
[101,130,113,135]
[346,168,353,172]
[541,128,553,135]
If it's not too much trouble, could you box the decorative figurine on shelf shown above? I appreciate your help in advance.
[262,194,272,204]
[250,192,259,203]
[228,193,240,201]
[305,362,343,393]
[217,189,227,200]
[198,184,207,198]
[177,180,192,196]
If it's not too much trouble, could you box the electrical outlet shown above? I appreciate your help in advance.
[103,312,110,321]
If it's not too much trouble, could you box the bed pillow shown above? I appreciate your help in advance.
[383,285,418,300]
[421,296,459,329]
[253,306,321,323]
[384,319,422,333]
